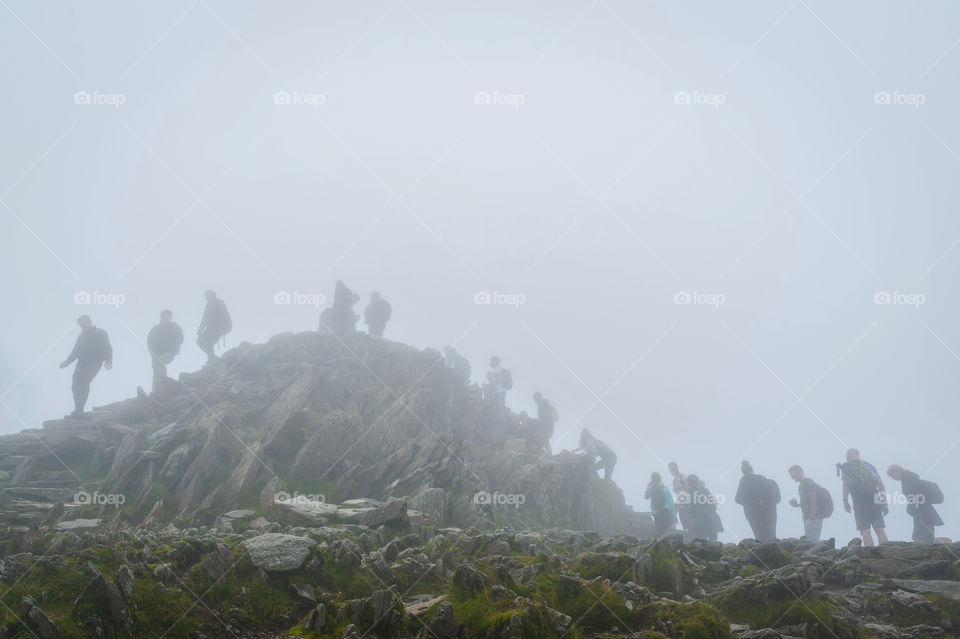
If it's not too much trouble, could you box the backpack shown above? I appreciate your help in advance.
[814,483,834,519]
[650,485,666,513]
[920,480,944,505]
[845,460,877,496]
[500,368,513,390]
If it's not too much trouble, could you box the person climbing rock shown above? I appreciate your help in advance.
[59,315,112,419]
[575,428,617,480]
[197,290,232,365]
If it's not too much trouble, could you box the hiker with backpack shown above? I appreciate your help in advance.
[840,448,889,547]
[197,290,232,365]
[886,465,944,544]
[645,472,677,537]
[787,465,833,542]
[533,392,558,453]
[59,314,113,419]
[575,428,617,481]
[735,461,780,541]
[147,309,184,393]
[486,357,511,406]
[686,474,723,542]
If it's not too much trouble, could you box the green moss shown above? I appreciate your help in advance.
[638,601,731,639]
[714,593,845,639]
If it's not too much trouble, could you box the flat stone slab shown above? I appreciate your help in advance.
[243,533,316,572]
[889,579,960,598]
[222,509,256,520]
[56,518,102,530]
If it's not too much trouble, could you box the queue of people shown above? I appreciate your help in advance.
[647,449,945,545]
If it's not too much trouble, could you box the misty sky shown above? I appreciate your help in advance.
[3,1,960,544]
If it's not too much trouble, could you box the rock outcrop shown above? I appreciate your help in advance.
[0,331,651,541]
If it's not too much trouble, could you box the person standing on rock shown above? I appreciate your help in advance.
[645,472,677,537]
[886,465,944,544]
[363,291,392,338]
[320,280,360,335]
[787,465,831,542]
[147,309,183,393]
[59,315,113,419]
[197,290,232,365]
[444,347,471,383]
[575,428,616,481]
[841,448,889,547]
[485,357,510,407]
[735,461,780,541]
[669,462,693,531]
[532,392,558,453]
[686,474,723,542]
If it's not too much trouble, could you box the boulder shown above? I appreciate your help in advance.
[243,533,316,572]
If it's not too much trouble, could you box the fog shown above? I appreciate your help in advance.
[3,1,960,544]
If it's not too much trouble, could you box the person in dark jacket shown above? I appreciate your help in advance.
[887,465,944,544]
[320,280,360,335]
[575,428,616,480]
[147,310,184,392]
[59,315,112,419]
[645,472,677,537]
[687,474,723,541]
[364,292,392,338]
[735,461,779,541]
[197,290,231,364]
[532,392,558,454]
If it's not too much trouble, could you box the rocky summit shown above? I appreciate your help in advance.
[0,331,958,638]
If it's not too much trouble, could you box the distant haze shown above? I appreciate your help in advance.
[3,1,960,543]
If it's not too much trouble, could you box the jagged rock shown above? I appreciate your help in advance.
[21,596,60,639]
[354,498,408,528]
[420,600,457,639]
[453,563,488,593]
[342,624,361,639]
[243,533,316,572]
[203,543,234,581]
[115,565,135,598]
